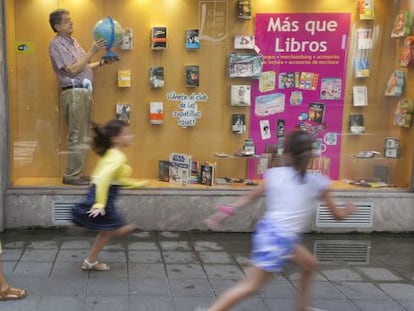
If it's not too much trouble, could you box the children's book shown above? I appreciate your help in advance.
[234,35,255,49]
[394,98,413,128]
[230,85,251,106]
[169,153,192,186]
[391,10,412,38]
[200,163,215,186]
[298,72,319,90]
[358,0,375,20]
[149,66,164,88]
[399,36,414,67]
[116,104,130,124]
[260,119,271,140]
[352,86,368,106]
[158,160,170,182]
[349,114,365,134]
[255,93,285,116]
[279,72,299,89]
[151,26,167,49]
[150,102,164,125]
[185,29,200,49]
[237,0,252,20]
[232,114,246,134]
[308,103,326,124]
[259,71,276,93]
[185,65,199,87]
[384,70,404,96]
[320,78,342,100]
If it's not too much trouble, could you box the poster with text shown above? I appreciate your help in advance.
[249,13,351,180]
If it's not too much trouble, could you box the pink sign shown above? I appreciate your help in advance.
[249,13,351,179]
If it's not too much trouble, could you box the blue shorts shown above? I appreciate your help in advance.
[250,219,299,272]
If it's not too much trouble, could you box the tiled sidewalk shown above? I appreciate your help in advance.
[0,229,413,311]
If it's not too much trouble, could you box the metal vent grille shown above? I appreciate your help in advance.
[52,202,75,225]
[316,202,373,228]
[313,240,371,265]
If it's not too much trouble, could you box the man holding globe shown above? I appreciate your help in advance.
[49,9,115,186]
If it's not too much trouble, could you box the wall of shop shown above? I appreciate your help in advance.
[1,0,414,232]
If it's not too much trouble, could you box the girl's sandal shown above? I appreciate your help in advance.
[81,259,110,271]
[0,287,27,301]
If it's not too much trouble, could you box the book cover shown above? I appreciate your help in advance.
[259,71,276,93]
[279,72,299,89]
[399,36,414,67]
[384,70,404,96]
[320,78,342,100]
[232,114,246,134]
[169,153,192,186]
[185,29,200,49]
[118,69,131,88]
[149,66,164,88]
[149,102,164,125]
[357,28,373,50]
[185,65,199,87]
[237,0,252,20]
[358,0,375,20]
[191,160,201,183]
[260,119,271,140]
[120,28,133,50]
[298,72,319,90]
[151,26,167,49]
[394,98,413,128]
[255,93,285,117]
[230,85,251,106]
[349,114,365,134]
[116,104,130,124]
[228,54,263,78]
[352,86,368,106]
[354,57,370,78]
[158,160,170,182]
[391,10,412,38]
[234,35,255,49]
[200,163,215,186]
[308,103,326,124]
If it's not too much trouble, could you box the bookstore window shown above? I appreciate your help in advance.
[6,0,414,190]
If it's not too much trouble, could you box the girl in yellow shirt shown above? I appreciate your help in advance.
[72,119,147,271]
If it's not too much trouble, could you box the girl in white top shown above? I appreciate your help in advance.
[204,130,356,311]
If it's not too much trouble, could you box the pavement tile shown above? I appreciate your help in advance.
[163,251,199,264]
[85,296,130,311]
[87,277,129,296]
[128,241,159,251]
[379,283,414,300]
[130,296,176,311]
[129,277,171,296]
[353,299,408,311]
[356,267,403,281]
[198,251,234,264]
[128,250,162,263]
[203,264,244,279]
[170,278,214,297]
[166,263,207,279]
[20,249,58,262]
[160,241,191,251]
[333,281,392,300]
[37,296,86,311]
[128,263,167,279]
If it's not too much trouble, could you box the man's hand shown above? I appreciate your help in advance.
[90,38,107,54]
[204,211,230,231]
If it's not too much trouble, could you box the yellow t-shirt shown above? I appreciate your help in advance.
[91,148,147,209]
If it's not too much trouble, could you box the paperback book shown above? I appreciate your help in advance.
[358,0,375,20]
[185,65,199,87]
[391,10,412,38]
[349,114,365,134]
[352,86,368,106]
[232,114,246,134]
[308,103,326,124]
[237,0,252,20]
[320,78,342,100]
[149,66,164,88]
[185,29,200,49]
[259,71,276,93]
[384,70,404,96]
[151,26,167,49]
[116,104,130,124]
[158,160,170,182]
[200,162,215,186]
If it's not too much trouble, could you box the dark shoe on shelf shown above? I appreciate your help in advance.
[80,175,91,182]
[62,177,90,186]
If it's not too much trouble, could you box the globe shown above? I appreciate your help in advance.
[93,17,124,60]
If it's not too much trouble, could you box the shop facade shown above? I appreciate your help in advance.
[0,0,413,232]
